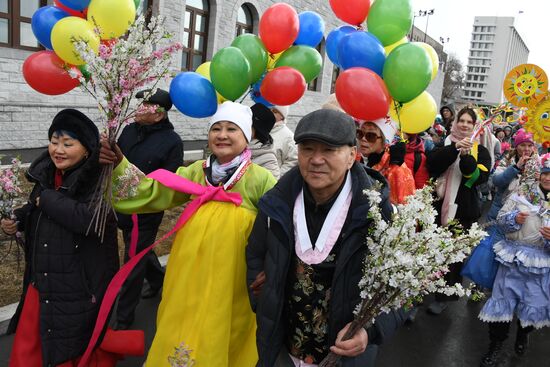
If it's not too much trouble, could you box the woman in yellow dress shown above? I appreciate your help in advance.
[100,101,276,366]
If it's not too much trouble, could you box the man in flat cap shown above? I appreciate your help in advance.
[246,109,406,366]
[114,88,183,329]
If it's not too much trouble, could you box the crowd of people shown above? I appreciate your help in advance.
[1,90,549,367]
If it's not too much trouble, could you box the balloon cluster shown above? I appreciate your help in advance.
[328,0,439,134]
[170,3,325,118]
[23,0,138,95]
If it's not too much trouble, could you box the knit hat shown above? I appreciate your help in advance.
[251,103,276,144]
[48,109,99,152]
[136,88,173,111]
[514,128,534,146]
[208,101,253,142]
[271,105,289,121]
[366,118,398,144]
[541,153,550,174]
[429,123,446,138]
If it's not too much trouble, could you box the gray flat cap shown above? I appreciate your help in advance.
[294,109,356,147]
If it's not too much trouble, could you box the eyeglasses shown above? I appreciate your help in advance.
[356,130,382,143]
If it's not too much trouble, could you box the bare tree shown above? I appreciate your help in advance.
[442,54,465,103]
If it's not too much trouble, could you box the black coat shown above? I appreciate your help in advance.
[7,150,119,366]
[427,142,492,226]
[116,118,183,230]
[246,163,406,366]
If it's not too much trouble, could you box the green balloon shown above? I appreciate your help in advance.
[383,43,431,103]
[231,34,268,85]
[211,47,251,101]
[367,0,413,46]
[134,0,141,10]
[274,45,322,84]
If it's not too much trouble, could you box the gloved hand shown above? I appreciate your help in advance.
[389,141,406,165]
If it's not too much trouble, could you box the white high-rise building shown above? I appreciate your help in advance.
[462,16,529,105]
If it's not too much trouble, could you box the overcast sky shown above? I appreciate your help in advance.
[411,0,550,77]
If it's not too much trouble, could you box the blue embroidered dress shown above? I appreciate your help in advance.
[479,190,550,329]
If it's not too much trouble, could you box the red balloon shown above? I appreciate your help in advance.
[53,0,87,18]
[23,51,81,95]
[329,0,371,26]
[335,67,390,121]
[259,3,299,54]
[261,66,306,106]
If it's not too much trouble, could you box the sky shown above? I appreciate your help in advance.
[411,0,550,75]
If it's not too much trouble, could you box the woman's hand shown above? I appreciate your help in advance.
[99,138,123,166]
[455,138,473,156]
[330,323,369,357]
[515,211,529,225]
[249,271,266,297]
[540,226,550,240]
[516,155,529,170]
[1,218,18,235]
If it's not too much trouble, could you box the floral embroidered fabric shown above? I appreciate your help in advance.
[286,253,338,364]
[113,162,146,201]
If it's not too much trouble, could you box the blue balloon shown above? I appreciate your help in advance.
[295,11,325,48]
[31,6,69,50]
[326,26,355,67]
[251,75,273,108]
[57,0,90,11]
[170,72,218,118]
[338,31,386,77]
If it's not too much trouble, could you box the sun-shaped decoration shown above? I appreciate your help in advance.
[503,64,548,108]
[524,94,550,144]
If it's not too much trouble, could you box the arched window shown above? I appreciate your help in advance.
[235,4,253,36]
[1,0,47,50]
[182,0,209,71]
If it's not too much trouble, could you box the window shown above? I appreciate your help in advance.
[307,41,323,92]
[1,0,47,50]
[330,66,340,94]
[236,4,253,36]
[137,0,152,16]
[477,91,482,97]
[182,0,209,71]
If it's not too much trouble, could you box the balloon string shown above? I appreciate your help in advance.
[239,87,252,103]
[393,100,406,142]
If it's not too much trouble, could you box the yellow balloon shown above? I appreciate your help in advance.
[88,0,136,40]
[267,52,283,70]
[390,91,437,134]
[51,17,100,66]
[196,61,211,79]
[196,61,227,104]
[384,37,408,56]
[414,42,439,80]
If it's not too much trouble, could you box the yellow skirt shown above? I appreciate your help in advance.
[145,201,258,367]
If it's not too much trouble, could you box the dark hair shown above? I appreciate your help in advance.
[456,107,477,125]
[51,129,79,140]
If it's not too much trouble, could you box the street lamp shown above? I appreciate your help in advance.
[410,9,435,42]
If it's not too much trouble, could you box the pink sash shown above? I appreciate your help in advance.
[78,169,242,367]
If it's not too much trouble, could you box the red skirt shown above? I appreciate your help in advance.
[9,284,145,367]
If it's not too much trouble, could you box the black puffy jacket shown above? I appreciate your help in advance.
[7,150,119,366]
[246,163,406,366]
[116,118,183,230]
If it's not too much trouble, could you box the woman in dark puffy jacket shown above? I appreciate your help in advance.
[2,109,119,367]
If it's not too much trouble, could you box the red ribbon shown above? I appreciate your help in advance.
[78,169,242,367]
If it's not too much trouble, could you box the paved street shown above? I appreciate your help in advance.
[1,292,548,366]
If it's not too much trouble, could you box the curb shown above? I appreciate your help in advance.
[0,254,169,335]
